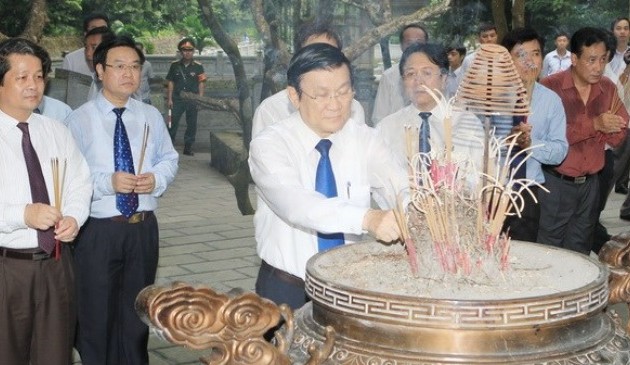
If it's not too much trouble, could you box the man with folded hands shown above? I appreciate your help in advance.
[66,35,178,365]
[0,38,92,365]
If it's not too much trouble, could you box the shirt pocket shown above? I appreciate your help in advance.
[346,182,371,207]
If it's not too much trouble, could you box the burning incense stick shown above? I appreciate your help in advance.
[51,158,67,260]
[137,123,149,174]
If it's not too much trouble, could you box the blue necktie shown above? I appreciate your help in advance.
[113,108,138,218]
[315,139,344,251]
[419,112,432,154]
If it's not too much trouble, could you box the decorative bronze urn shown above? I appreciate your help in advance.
[137,239,630,365]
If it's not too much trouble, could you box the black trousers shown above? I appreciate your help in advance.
[74,214,159,365]
[0,245,75,365]
[255,260,308,311]
[503,186,540,242]
[169,99,198,146]
[537,171,599,255]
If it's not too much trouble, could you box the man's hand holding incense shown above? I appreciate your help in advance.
[510,123,532,149]
[363,209,401,243]
[112,171,138,194]
[594,112,625,134]
[134,173,155,194]
[24,203,61,230]
[55,216,79,242]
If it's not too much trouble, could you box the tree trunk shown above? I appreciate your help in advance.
[490,0,508,41]
[380,39,391,70]
[512,0,526,29]
[198,0,255,215]
[0,0,48,42]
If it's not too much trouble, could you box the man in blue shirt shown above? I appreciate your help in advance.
[66,35,179,365]
[499,28,568,242]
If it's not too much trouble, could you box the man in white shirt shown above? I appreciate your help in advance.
[0,37,92,365]
[61,13,110,77]
[252,21,364,138]
[541,32,571,77]
[249,44,408,310]
[459,23,498,83]
[445,45,466,98]
[377,43,485,173]
[133,42,155,104]
[37,95,72,121]
[372,23,428,125]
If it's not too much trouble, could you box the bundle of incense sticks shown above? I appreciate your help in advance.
[137,123,149,174]
[51,158,67,260]
[403,87,546,276]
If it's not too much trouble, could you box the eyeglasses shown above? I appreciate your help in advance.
[301,88,355,104]
[402,68,443,81]
[104,63,142,72]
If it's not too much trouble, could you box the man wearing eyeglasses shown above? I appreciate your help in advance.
[376,43,485,171]
[252,20,365,138]
[249,43,408,310]
[166,37,207,156]
[66,35,179,365]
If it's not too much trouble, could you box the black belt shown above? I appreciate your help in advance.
[543,168,593,184]
[0,247,51,261]
[109,211,153,224]
[261,260,305,287]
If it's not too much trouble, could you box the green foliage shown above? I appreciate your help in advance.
[175,14,215,54]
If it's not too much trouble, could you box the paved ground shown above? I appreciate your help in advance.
[71,110,630,364]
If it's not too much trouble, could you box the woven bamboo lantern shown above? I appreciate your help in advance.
[455,43,530,116]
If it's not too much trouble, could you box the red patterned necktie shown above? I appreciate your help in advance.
[17,122,56,253]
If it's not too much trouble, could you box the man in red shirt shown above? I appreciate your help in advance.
[539,27,628,254]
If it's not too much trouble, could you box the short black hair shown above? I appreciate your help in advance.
[501,27,545,54]
[93,35,145,77]
[611,17,630,31]
[177,37,196,51]
[399,43,448,76]
[399,23,429,44]
[446,45,466,57]
[555,31,570,40]
[287,43,352,96]
[83,13,110,33]
[478,23,497,36]
[570,27,611,58]
[0,38,51,85]
[294,19,342,50]
[84,26,114,41]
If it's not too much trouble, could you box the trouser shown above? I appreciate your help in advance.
[0,245,75,365]
[503,186,540,242]
[74,214,159,365]
[169,99,198,146]
[592,150,614,253]
[613,134,630,189]
[255,260,308,311]
[537,171,599,255]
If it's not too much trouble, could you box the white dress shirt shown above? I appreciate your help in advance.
[38,95,72,122]
[541,49,571,77]
[249,113,408,279]
[0,110,92,249]
[372,65,409,124]
[133,60,154,103]
[608,46,630,78]
[376,104,485,171]
[61,48,93,77]
[252,89,365,138]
